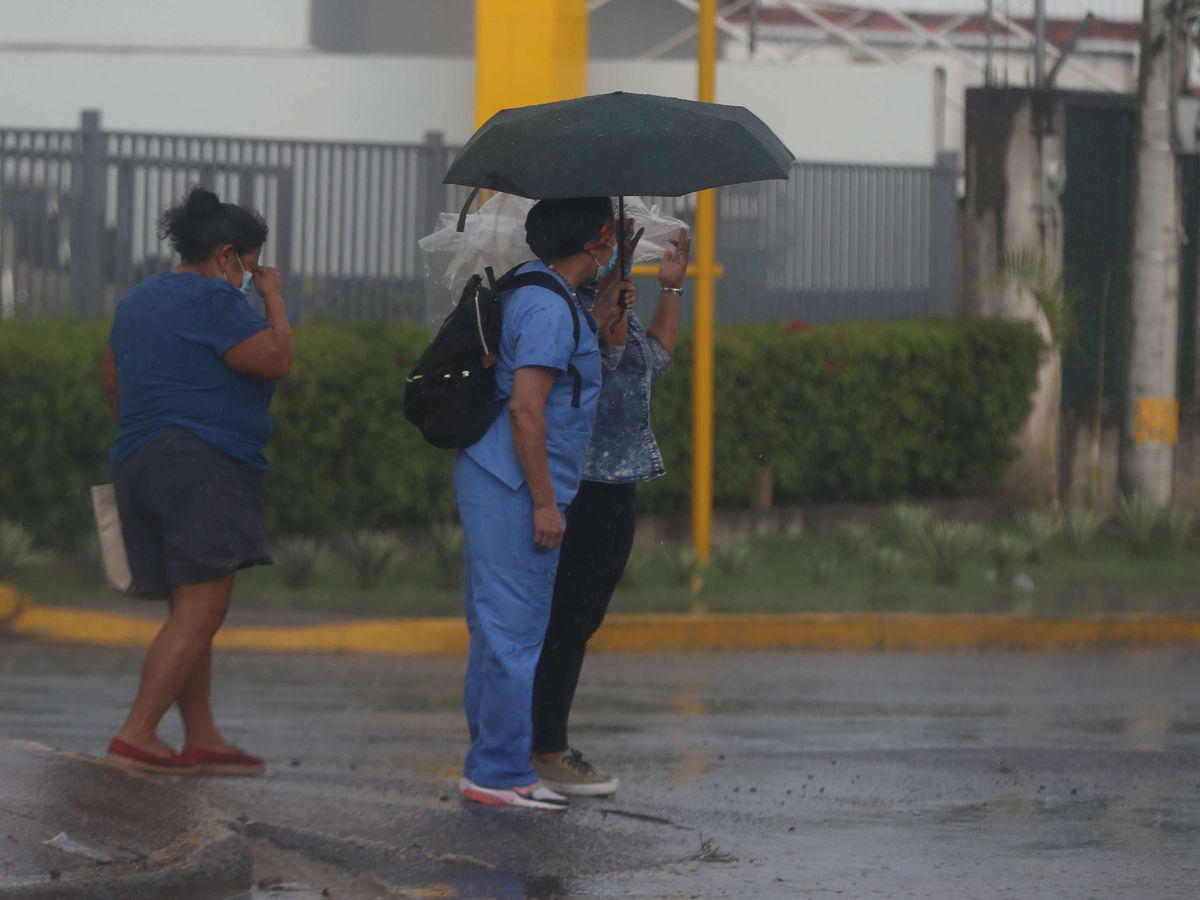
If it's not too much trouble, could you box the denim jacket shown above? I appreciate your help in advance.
[581,310,672,484]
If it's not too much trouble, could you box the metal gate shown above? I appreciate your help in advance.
[1,110,956,324]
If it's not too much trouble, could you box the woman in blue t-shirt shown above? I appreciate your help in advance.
[455,197,633,811]
[100,186,292,777]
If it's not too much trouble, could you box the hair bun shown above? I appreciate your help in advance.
[185,186,221,218]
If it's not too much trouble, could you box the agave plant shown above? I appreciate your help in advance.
[889,503,933,554]
[668,546,701,588]
[0,521,36,580]
[1116,493,1164,557]
[804,551,837,587]
[837,523,876,562]
[865,545,906,586]
[918,520,982,585]
[713,542,759,578]
[429,523,465,589]
[274,537,321,589]
[1165,507,1195,550]
[1061,508,1104,556]
[1015,511,1060,563]
[342,530,401,588]
[987,531,1030,586]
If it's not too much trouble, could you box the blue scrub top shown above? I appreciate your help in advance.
[464,260,602,507]
[108,271,274,471]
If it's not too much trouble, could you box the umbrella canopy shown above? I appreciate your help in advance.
[443,91,794,200]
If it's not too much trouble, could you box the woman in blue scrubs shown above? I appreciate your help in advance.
[455,197,632,811]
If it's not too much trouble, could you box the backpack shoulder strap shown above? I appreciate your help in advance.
[499,268,585,409]
[498,271,581,351]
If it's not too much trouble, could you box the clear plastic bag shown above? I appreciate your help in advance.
[419,193,686,324]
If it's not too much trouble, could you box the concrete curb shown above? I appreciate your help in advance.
[4,585,1200,653]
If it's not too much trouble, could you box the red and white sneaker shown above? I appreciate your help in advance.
[458,777,569,811]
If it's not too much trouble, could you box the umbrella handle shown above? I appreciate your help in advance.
[455,184,485,233]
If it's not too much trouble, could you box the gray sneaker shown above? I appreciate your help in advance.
[532,749,619,797]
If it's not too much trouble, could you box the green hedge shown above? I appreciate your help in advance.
[0,317,1042,547]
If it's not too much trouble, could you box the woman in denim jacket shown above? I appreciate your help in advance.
[531,226,691,796]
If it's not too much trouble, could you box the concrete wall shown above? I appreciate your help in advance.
[963,88,1067,505]
[0,52,938,166]
[591,59,940,166]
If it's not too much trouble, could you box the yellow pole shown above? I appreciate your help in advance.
[692,0,718,589]
[474,0,588,127]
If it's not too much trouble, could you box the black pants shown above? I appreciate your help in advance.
[532,479,637,755]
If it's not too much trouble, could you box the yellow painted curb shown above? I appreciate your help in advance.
[7,598,1200,654]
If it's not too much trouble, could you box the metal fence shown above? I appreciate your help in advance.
[1,111,956,324]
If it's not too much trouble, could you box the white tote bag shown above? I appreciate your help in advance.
[90,484,132,593]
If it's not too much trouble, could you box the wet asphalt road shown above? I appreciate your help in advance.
[2,638,1200,898]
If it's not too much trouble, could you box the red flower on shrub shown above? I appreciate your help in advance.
[784,320,812,333]
[826,358,838,375]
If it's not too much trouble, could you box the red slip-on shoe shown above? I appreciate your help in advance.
[106,738,199,774]
[178,744,266,777]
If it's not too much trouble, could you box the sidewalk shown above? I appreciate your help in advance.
[5,583,1200,653]
[0,739,250,899]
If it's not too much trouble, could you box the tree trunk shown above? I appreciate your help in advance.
[1122,0,1184,503]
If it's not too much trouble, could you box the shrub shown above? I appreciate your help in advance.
[429,523,465,589]
[713,542,759,578]
[1166,507,1195,550]
[342,530,401,588]
[0,521,36,579]
[0,318,1043,545]
[1015,511,1060,563]
[987,531,1029,585]
[1062,508,1103,555]
[838,523,876,562]
[667,546,700,587]
[274,537,321,589]
[1116,493,1164,557]
[889,503,933,554]
[918,520,983,585]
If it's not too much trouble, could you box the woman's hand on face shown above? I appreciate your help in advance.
[533,503,566,551]
[658,227,692,289]
[253,266,284,299]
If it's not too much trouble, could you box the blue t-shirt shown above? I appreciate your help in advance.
[464,261,602,507]
[108,272,274,471]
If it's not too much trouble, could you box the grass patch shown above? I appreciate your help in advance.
[11,523,1200,618]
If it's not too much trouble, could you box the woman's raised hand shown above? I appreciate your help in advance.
[658,228,692,289]
[252,266,284,299]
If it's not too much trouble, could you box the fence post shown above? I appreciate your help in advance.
[928,151,959,316]
[71,109,106,317]
[416,130,449,324]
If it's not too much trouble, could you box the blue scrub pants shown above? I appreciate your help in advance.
[454,453,564,788]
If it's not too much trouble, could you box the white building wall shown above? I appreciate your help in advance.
[0,0,311,50]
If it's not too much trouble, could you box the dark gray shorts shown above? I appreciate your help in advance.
[113,428,272,599]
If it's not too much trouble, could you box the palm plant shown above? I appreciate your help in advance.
[987,531,1030,586]
[837,523,876,562]
[713,542,759,578]
[1061,508,1104,556]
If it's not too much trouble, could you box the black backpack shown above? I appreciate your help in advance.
[404,263,581,450]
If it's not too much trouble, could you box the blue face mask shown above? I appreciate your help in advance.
[593,243,618,282]
[234,255,254,296]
